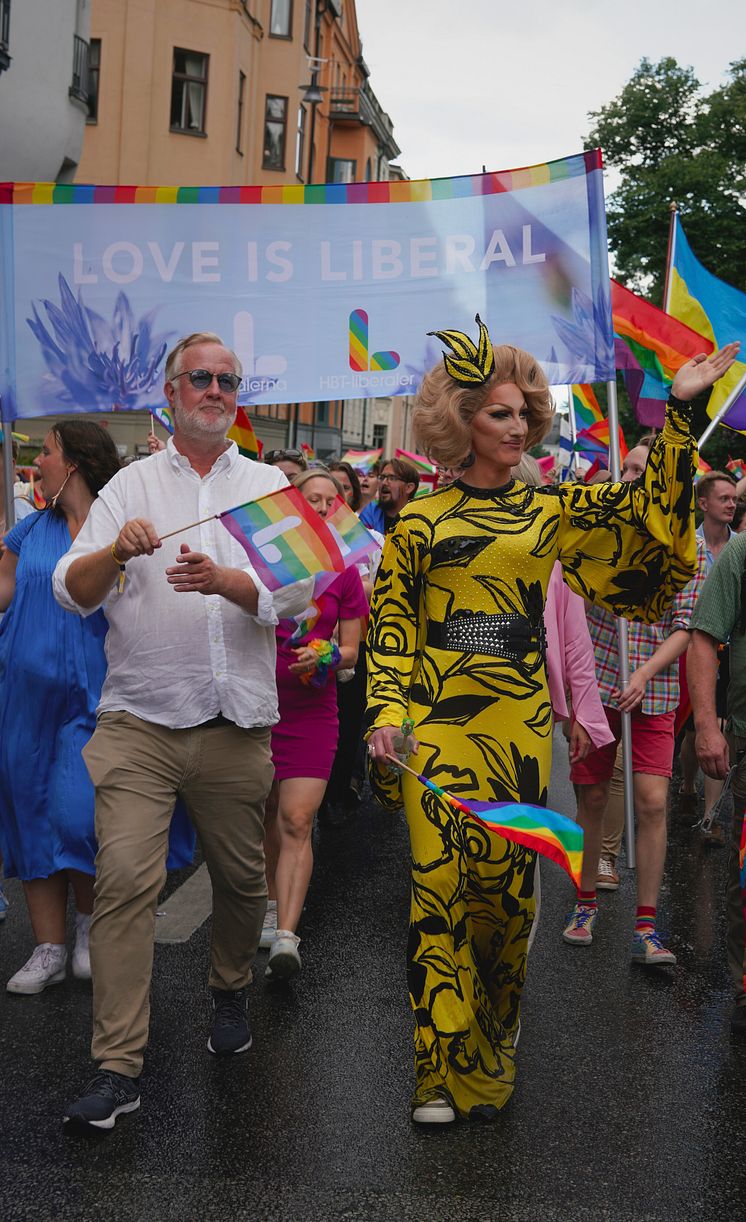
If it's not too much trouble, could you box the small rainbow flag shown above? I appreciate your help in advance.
[412,772,583,889]
[395,448,438,495]
[575,418,627,463]
[227,406,260,459]
[696,456,713,480]
[570,384,603,431]
[340,448,382,472]
[300,443,316,462]
[151,405,174,433]
[726,457,746,480]
[219,485,377,591]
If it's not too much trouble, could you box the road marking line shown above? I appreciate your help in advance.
[155,863,213,944]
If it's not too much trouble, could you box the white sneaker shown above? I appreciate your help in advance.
[73,912,92,980]
[7,943,67,994]
[412,1097,456,1124]
[259,901,277,950]
[266,930,301,980]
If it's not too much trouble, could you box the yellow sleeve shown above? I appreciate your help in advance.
[557,401,697,625]
[365,514,428,810]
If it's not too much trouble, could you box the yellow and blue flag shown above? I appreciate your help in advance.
[669,215,746,432]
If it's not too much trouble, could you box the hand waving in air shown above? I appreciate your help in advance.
[671,342,740,401]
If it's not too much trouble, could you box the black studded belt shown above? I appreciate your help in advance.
[426,612,546,661]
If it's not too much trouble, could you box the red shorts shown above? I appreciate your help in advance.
[569,706,676,785]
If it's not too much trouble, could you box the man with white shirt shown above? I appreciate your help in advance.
[53,332,309,1130]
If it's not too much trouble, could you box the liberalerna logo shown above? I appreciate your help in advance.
[348,309,400,372]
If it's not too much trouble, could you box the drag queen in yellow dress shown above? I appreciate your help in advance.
[366,317,739,1124]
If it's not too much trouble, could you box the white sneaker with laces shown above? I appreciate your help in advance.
[266,930,301,980]
[7,943,67,994]
[412,1097,456,1124]
[259,901,277,950]
[73,912,92,980]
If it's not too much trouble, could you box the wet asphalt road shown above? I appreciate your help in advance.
[2,728,745,1222]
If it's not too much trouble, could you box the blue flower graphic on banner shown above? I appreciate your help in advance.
[546,286,613,383]
[26,274,170,411]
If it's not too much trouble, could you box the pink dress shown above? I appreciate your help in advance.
[544,563,614,750]
[272,567,369,781]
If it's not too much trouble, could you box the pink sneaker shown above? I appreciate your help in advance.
[562,903,597,946]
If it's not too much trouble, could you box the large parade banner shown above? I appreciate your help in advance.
[0,151,613,422]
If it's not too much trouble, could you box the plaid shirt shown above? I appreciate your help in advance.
[585,541,707,717]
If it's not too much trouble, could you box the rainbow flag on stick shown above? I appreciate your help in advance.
[575,418,627,463]
[570,384,603,431]
[227,406,261,459]
[612,277,713,428]
[340,448,382,472]
[219,485,378,591]
[395,761,583,889]
[150,405,174,433]
[727,458,746,481]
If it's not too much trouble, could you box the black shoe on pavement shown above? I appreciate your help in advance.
[730,1004,746,1038]
[208,987,252,1055]
[63,1069,141,1130]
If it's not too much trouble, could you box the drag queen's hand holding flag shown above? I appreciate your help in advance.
[365,316,739,1126]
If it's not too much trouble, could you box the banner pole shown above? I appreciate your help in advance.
[663,202,678,314]
[606,376,636,870]
[697,368,746,451]
[2,412,16,530]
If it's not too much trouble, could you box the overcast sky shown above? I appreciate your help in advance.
[354,0,742,180]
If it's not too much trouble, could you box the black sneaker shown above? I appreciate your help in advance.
[207,987,252,1055]
[63,1070,140,1130]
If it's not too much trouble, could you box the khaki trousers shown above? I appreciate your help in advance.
[726,735,746,1005]
[83,711,273,1077]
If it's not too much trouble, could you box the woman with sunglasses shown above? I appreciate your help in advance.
[366,316,739,1124]
[261,469,368,979]
[264,448,307,480]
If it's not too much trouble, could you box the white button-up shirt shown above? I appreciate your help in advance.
[53,440,311,730]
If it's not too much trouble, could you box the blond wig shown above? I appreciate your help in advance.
[413,344,554,468]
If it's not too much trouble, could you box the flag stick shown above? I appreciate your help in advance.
[158,513,219,542]
[663,202,678,314]
[697,368,746,450]
[607,377,637,870]
[149,411,156,434]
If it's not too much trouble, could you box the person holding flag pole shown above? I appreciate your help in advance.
[366,313,738,1126]
[52,331,312,1131]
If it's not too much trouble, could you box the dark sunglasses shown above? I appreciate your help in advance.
[264,448,306,464]
[171,369,242,392]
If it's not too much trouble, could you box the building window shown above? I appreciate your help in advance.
[87,38,101,122]
[364,157,371,181]
[327,157,356,183]
[372,423,386,450]
[0,0,11,74]
[170,48,208,135]
[303,0,313,51]
[263,95,288,170]
[269,0,292,38]
[236,70,246,153]
[69,34,89,103]
[295,104,307,179]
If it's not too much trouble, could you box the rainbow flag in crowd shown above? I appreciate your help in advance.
[612,277,713,428]
[227,407,261,459]
[669,215,746,434]
[395,448,438,495]
[219,485,378,591]
[411,772,583,889]
[300,443,316,462]
[570,384,603,431]
[340,448,382,472]
[727,457,746,480]
[150,405,174,433]
[575,418,628,464]
[696,456,713,479]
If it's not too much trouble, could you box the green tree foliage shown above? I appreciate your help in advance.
[585,57,746,470]
[585,57,746,300]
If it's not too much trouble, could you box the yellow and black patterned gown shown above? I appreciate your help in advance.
[366,403,697,1120]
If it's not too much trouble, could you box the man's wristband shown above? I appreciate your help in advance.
[111,542,126,593]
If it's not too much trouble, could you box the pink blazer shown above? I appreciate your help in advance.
[545,563,614,749]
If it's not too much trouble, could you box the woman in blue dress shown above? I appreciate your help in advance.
[0,421,194,996]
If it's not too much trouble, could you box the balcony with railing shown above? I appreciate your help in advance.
[69,33,89,104]
[328,82,400,161]
[0,0,11,74]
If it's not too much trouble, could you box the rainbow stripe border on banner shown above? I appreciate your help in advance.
[0,151,602,206]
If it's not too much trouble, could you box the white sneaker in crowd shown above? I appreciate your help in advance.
[7,943,67,994]
[259,900,278,950]
[73,912,92,980]
[412,1097,456,1124]
[266,930,301,980]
